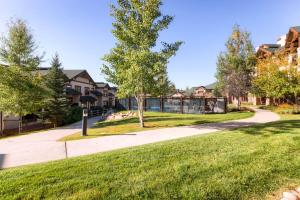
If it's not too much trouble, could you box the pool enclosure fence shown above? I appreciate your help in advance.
[117,97,227,114]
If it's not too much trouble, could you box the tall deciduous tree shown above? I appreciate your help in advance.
[43,54,69,127]
[102,0,182,127]
[0,19,46,133]
[215,25,256,110]
[252,53,300,104]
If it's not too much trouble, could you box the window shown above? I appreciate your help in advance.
[84,87,89,95]
[103,101,108,106]
[75,86,81,93]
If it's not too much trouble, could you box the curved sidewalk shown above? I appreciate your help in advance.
[66,108,279,157]
[0,109,279,169]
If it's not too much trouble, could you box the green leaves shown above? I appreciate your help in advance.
[253,54,300,101]
[0,19,47,116]
[102,0,182,126]
[216,25,256,100]
[0,19,43,69]
[102,0,182,99]
[42,54,69,126]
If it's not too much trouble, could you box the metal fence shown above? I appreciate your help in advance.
[117,97,227,114]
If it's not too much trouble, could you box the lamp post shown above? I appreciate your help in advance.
[82,108,88,136]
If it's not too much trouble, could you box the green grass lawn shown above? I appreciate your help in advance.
[0,126,54,140]
[61,111,254,141]
[1,114,300,199]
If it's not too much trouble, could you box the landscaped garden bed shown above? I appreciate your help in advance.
[259,103,300,114]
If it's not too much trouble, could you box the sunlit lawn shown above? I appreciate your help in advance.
[1,114,300,199]
[61,111,254,141]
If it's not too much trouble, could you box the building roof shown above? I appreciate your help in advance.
[110,86,118,91]
[39,68,85,79]
[260,44,281,53]
[63,70,86,79]
[292,26,300,33]
[262,44,281,48]
[39,68,97,86]
[191,86,207,91]
[96,82,110,88]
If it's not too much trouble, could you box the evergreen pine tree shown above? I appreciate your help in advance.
[0,19,46,133]
[44,54,69,127]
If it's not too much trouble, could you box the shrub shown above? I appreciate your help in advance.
[227,104,254,113]
[63,106,83,125]
[260,103,300,114]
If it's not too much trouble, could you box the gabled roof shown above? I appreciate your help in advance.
[39,68,95,84]
[38,67,69,80]
[191,86,207,91]
[63,70,86,79]
[170,90,187,97]
[256,44,282,58]
[260,44,281,53]
[96,82,110,88]
[110,86,118,91]
[292,26,300,33]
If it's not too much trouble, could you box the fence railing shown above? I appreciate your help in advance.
[117,97,227,114]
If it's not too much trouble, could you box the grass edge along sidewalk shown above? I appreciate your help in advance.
[1,115,298,199]
[60,110,254,141]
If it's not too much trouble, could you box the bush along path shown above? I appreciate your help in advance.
[0,108,279,169]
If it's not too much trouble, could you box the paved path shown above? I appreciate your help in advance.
[0,109,279,169]
[0,117,101,169]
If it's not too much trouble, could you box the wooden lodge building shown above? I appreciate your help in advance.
[171,83,215,98]
[38,68,117,109]
[0,69,117,133]
[248,26,300,105]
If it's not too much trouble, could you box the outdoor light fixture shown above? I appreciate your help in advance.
[82,108,88,136]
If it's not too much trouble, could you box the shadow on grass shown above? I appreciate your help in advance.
[91,116,233,129]
[91,117,139,128]
[234,120,300,136]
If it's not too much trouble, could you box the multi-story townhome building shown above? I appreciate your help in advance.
[170,84,215,98]
[39,68,117,109]
[191,86,214,98]
[40,68,98,109]
[0,68,117,133]
[95,82,116,108]
[249,26,300,105]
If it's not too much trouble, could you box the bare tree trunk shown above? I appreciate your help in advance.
[136,95,144,128]
[0,111,3,136]
[237,96,241,110]
[19,113,22,134]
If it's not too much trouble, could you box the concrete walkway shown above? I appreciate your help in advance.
[0,109,279,169]
[0,117,102,169]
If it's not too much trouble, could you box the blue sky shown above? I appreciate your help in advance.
[1,0,300,89]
